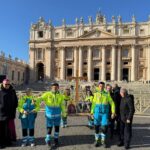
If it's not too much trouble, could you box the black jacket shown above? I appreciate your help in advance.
[0,85,18,121]
[120,95,135,122]
[113,87,121,116]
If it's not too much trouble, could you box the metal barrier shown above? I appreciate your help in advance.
[16,90,150,115]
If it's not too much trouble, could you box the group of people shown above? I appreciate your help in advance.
[0,79,135,150]
[85,82,135,149]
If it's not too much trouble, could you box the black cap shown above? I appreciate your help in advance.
[51,82,59,87]
[98,81,105,85]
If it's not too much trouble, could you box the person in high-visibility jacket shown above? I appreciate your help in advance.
[38,82,66,148]
[61,88,70,128]
[85,90,94,128]
[91,82,115,148]
[18,88,39,147]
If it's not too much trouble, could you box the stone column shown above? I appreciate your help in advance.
[74,47,78,77]
[88,46,92,81]
[111,45,116,81]
[79,47,83,77]
[101,46,106,81]
[147,45,150,80]
[117,46,122,81]
[60,47,65,80]
[45,47,52,80]
[29,47,36,82]
[131,45,136,81]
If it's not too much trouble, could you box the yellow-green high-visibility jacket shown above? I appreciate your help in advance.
[38,91,66,117]
[18,95,40,113]
[63,95,70,101]
[85,95,94,102]
[91,90,115,114]
[94,87,100,93]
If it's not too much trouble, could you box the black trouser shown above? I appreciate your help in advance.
[119,120,132,146]
[0,120,10,146]
[47,126,59,134]
[110,116,120,138]
[95,125,108,141]
[22,128,34,137]
[47,126,60,140]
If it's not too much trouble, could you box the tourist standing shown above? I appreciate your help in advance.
[61,88,70,128]
[18,88,39,147]
[0,79,18,149]
[118,88,135,150]
[91,82,115,148]
[38,83,66,148]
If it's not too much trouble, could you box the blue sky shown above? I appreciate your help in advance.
[0,0,150,62]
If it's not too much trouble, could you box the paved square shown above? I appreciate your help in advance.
[7,113,150,150]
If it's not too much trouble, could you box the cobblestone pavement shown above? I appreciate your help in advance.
[6,113,150,150]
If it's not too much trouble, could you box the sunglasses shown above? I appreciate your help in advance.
[5,84,10,86]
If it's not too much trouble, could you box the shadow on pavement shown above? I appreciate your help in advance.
[131,123,150,149]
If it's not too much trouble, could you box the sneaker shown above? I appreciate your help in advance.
[94,140,100,147]
[101,140,107,148]
[64,125,68,128]
[30,142,36,147]
[47,141,52,148]
[54,139,59,148]
[117,141,124,147]
[0,145,6,149]
[124,144,130,149]
[21,142,27,147]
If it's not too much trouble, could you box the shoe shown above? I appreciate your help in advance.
[94,140,100,147]
[101,140,107,148]
[124,144,130,149]
[64,125,68,128]
[0,145,5,149]
[30,142,36,147]
[47,141,52,148]
[117,141,124,147]
[54,139,59,148]
[21,142,27,147]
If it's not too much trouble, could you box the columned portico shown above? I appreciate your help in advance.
[29,15,150,82]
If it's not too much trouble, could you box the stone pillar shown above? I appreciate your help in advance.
[45,47,52,80]
[79,47,83,77]
[74,47,78,77]
[60,47,65,80]
[111,45,116,80]
[29,47,36,82]
[88,46,92,81]
[101,46,106,81]
[147,45,150,80]
[117,46,122,81]
[131,45,136,81]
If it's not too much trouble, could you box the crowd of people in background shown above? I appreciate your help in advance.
[0,79,135,150]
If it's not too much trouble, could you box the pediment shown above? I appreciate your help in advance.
[78,29,116,39]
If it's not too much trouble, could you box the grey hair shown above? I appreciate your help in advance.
[25,88,32,93]
[120,87,128,94]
